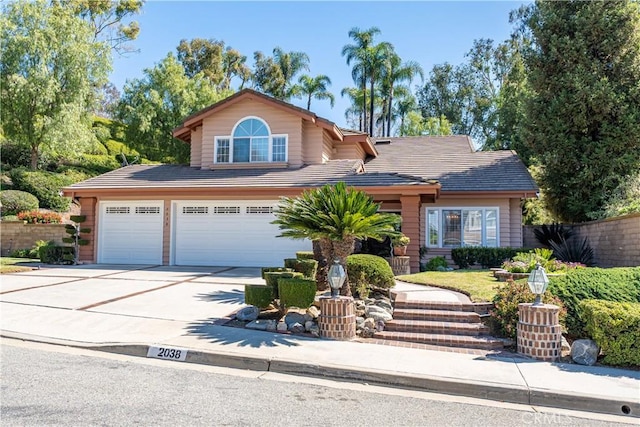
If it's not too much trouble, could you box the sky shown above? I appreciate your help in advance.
[110,1,527,129]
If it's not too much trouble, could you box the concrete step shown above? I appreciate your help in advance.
[384,319,490,336]
[393,308,481,323]
[374,331,504,350]
[393,300,493,315]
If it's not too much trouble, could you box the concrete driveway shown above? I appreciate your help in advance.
[0,264,260,342]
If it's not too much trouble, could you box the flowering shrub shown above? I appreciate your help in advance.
[501,248,584,273]
[17,210,62,224]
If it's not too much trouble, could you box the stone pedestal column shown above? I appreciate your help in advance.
[318,296,356,340]
[517,303,562,362]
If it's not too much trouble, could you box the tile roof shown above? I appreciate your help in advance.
[366,136,538,192]
[66,160,431,190]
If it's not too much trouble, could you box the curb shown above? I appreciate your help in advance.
[2,332,638,419]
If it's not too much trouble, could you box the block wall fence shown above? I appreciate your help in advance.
[523,213,640,268]
[0,221,67,256]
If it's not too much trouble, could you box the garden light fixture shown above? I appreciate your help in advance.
[328,259,346,298]
[527,262,549,306]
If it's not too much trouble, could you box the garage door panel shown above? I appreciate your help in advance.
[174,201,311,267]
[99,202,163,265]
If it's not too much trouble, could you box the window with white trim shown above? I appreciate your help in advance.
[426,208,499,248]
[215,117,288,164]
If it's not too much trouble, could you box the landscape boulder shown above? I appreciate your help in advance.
[571,339,599,366]
[236,306,260,322]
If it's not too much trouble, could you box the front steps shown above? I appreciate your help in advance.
[374,299,504,350]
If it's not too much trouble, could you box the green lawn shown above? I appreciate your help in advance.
[0,257,38,274]
[396,270,520,302]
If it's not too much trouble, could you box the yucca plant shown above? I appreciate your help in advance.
[533,223,574,247]
[273,182,400,296]
[550,236,595,267]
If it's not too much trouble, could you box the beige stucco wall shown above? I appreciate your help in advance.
[523,213,640,267]
[199,98,304,168]
[0,221,67,256]
[302,122,324,165]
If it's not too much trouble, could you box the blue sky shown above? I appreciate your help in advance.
[111,1,527,128]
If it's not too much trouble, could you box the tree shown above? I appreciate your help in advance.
[1,0,111,169]
[380,53,424,137]
[273,182,399,296]
[63,0,143,54]
[295,75,335,110]
[399,112,452,137]
[115,53,231,163]
[342,27,381,133]
[521,0,640,222]
[176,38,224,84]
[365,41,394,137]
[252,47,309,100]
[221,47,251,90]
[341,86,367,131]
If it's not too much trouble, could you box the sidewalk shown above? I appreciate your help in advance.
[1,265,638,420]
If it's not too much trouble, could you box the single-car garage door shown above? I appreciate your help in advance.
[173,201,311,267]
[98,201,164,264]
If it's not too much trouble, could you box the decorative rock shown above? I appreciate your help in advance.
[360,327,375,338]
[308,324,320,337]
[266,321,277,332]
[364,298,376,305]
[246,320,271,331]
[571,339,600,366]
[236,306,260,322]
[374,300,393,313]
[561,336,572,357]
[376,320,385,332]
[305,320,316,332]
[356,316,365,328]
[356,308,366,318]
[284,312,305,326]
[365,306,393,322]
[306,306,321,319]
[355,300,366,310]
[290,322,305,333]
[363,318,376,330]
[276,321,288,332]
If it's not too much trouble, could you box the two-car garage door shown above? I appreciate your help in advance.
[97,200,310,266]
[172,201,310,267]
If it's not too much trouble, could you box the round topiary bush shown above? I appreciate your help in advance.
[347,254,395,290]
[0,190,39,216]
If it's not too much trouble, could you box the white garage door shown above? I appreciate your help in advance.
[173,201,311,267]
[98,201,164,265]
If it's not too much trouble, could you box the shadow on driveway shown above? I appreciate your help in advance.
[194,289,245,305]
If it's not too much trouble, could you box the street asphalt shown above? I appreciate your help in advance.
[0,264,638,420]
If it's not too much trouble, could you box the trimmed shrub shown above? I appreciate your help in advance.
[261,267,293,280]
[264,271,303,298]
[295,251,315,260]
[278,278,317,310]
[244,285,274,309]
[17,210,62,224]
[547,267,640,338]
[489,280,565,341]
[452,247,525,269]
[580,300,640,367]
[346,254,395,290]
[284,258,297,269]
[39,246,73,264]
[10,168,78,211]
[0,190,39,216]
[284,258,318,279]
[425,256,448,271]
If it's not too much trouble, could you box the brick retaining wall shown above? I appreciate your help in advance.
[0,221,67,256]
[523,213,640,267]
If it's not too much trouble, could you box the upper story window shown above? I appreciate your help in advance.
[215,117,287,164]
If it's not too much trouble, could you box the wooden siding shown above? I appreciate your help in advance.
[401,195,421,273]
[302,122,324,164]
[190,127,202,168]
[79,197,97,262]
[322,132,335,162]
[509,198,523,247]
[199,98,304,168]
[335,141,365,160]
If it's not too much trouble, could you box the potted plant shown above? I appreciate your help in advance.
[392,233,410,256]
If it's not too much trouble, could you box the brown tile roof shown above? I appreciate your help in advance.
[66,160,431,190]
[366,136,538,192]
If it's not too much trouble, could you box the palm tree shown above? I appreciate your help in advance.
[273,182,399,296]
[342,27,381,133]
[366,41,394,137]
[341,86,367,130]
[392,91,418,135]
[381,53,424,136]
[296,74,335,110]
[272,47,309,99]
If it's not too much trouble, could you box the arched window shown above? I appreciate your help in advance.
[215,117,287,163]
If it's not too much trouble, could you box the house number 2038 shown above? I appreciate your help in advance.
[147,345,188,362]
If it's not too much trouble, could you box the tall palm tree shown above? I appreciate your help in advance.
[341,86,367,130]
[267,47,309,99]
[342,27,381,133]
[273,182,399,296]
[381,53,424,136]
[392,91,417,135]
[296,74,335,110]
[366,41,394,137]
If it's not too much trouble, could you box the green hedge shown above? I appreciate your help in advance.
[39,246,73,264]
[261,267,293,280]
[284,258,318,279]
[264,271,303,298]
[548,267,640,337]
[580,300,640,367]
[346,254,395,289]
[244,285,274,309]
[0,190,39,216]
[295,251,315,260]
[10,168,80,211]
[451,247,526,269]
[278,278,317,310]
